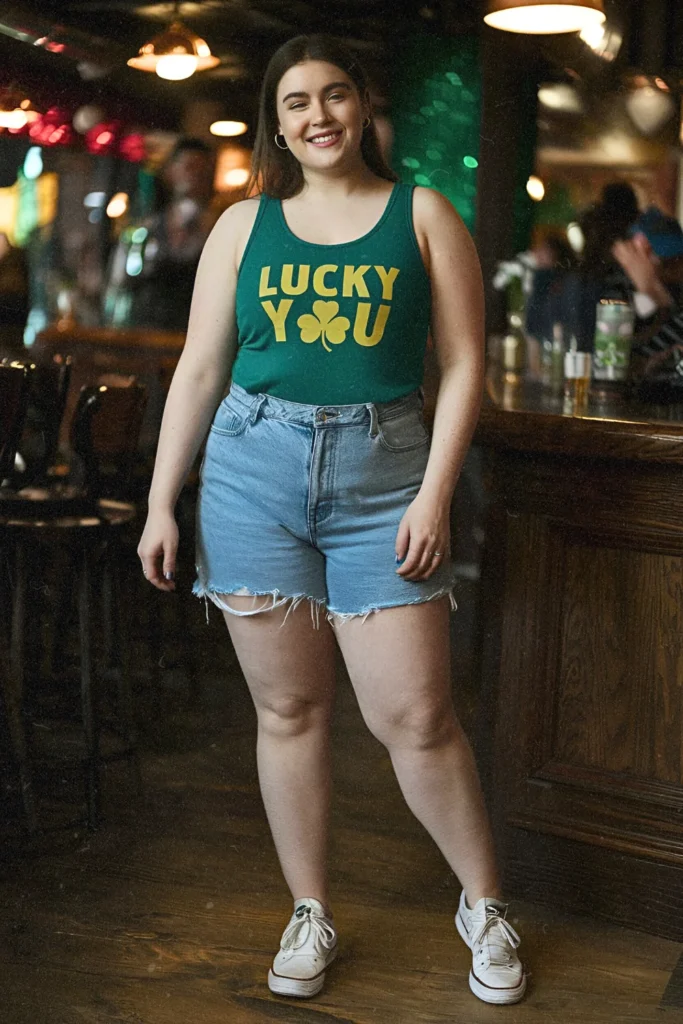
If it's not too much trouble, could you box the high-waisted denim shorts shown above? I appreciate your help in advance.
[193,381,458,628]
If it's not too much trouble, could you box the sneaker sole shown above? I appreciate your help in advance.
[267,947,337,999]
[456,912,527,1005]
[469,968,527,1005]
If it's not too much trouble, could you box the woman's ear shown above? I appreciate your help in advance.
[362,90,372,120]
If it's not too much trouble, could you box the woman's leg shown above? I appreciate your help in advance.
[331,596,500,906]
[222,594,338,911]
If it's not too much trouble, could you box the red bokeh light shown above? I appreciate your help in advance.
[119,132,146,162]
[85,120,121,155]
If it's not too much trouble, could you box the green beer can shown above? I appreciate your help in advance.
[593,299,635,381]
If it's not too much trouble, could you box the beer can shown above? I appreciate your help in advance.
[593,299,634,381]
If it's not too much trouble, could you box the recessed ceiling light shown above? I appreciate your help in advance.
[210,120,248,137]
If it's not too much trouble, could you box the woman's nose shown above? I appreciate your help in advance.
[310,102,330,124]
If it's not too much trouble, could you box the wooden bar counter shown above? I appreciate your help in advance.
[473,370,683,940]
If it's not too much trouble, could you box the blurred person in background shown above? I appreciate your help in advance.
[563,182,641,350]
[106,138,218,331]
[525,232,578,349]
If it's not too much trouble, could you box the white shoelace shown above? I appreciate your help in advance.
[281,906,336,953]
[471,907,521,969]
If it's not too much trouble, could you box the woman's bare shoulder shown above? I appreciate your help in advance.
[204,197,261,267]
[212,196,261,236]
[412,186,465,231]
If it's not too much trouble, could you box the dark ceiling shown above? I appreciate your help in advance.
[0,0,681,134]
[0,0,483,130]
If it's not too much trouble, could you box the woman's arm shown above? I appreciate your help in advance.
[612,234,675,316]
[415,187,485,506]
[139,199,258,589]
[394,187,485,581]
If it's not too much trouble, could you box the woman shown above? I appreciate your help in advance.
[138,34,526,1006]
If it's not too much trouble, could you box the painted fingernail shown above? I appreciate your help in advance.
[164,571,174,581]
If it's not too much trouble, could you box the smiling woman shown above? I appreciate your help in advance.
[137,30,522,1011]
[247,34,397,199]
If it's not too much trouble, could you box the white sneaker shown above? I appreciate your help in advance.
[455,890,527,1004]
[267,897,338,998]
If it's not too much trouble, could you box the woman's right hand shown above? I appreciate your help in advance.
[137,508,179,592]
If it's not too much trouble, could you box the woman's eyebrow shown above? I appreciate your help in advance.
[281,81,351,103]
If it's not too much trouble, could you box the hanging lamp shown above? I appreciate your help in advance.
[127,20,219,81]
[484,0,605,34]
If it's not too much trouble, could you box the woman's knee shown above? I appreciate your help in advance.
[364,698,462,751]
[255,691,332,738]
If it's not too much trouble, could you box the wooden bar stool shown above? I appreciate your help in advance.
[2,383,147,831]
[0,361,36,832]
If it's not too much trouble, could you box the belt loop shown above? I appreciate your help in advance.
[249,393,266,424]
[366,403,379,438]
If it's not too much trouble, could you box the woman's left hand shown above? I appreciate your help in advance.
[395,492,451,581]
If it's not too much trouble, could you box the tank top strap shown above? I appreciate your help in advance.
[392,183,421,258]
[238,192,278,271]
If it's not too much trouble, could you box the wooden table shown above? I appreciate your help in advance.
[474,370,683,940]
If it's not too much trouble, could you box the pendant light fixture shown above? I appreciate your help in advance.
[484,0,605,35]
[128,6,219,81]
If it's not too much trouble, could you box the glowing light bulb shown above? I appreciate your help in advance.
[224,168,250,188]
[526,175,545,201]
[567,222,584,252]
[210,120,248,137]
[155,54,198,80]
[0,108,28,129]
[106,192,129,218]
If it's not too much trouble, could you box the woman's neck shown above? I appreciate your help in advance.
[297,162,383,202]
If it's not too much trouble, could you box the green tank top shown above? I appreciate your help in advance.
[232,183,431,405]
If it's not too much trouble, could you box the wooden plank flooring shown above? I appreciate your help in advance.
[2,580,683,1023]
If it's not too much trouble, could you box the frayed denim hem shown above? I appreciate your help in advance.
[192,580,457,630]
[192,581,327,629]
[326,587,458,626]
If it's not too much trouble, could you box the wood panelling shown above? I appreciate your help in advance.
[475,377,683,939]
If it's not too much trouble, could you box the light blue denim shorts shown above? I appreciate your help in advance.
[193,381,458,628]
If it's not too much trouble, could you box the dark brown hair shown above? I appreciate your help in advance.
[247,34,397,199]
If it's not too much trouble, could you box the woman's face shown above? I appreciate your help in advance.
[275,59,368,174]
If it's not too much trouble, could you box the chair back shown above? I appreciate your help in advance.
[0,362,29,482]
[2,355,72,486]
[70,383,148,499]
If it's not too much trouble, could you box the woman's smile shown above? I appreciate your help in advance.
[306,129,343,148]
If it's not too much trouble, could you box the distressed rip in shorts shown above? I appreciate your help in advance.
[193,381,458,628]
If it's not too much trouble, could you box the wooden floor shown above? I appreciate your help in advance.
[2,577,683,1024]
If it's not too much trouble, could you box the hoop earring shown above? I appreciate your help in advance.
[362,117,371,129]
[274,133,288,150]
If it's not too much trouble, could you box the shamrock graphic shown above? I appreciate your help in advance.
[298,301,350,353]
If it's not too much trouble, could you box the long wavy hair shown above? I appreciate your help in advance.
[247,34,397,199]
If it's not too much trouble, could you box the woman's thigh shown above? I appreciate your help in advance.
[222,594,338,714]
[331,596,454,738]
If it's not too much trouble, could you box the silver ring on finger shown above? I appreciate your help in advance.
[431,551,442,558]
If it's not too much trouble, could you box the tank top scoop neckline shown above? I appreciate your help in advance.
[232,181,431,407]
[274,183,400,250]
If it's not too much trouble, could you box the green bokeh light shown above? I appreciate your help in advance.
[391,36,481,231]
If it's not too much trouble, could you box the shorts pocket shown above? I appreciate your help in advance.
[378,408,430,452]
[210,396,252,437]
